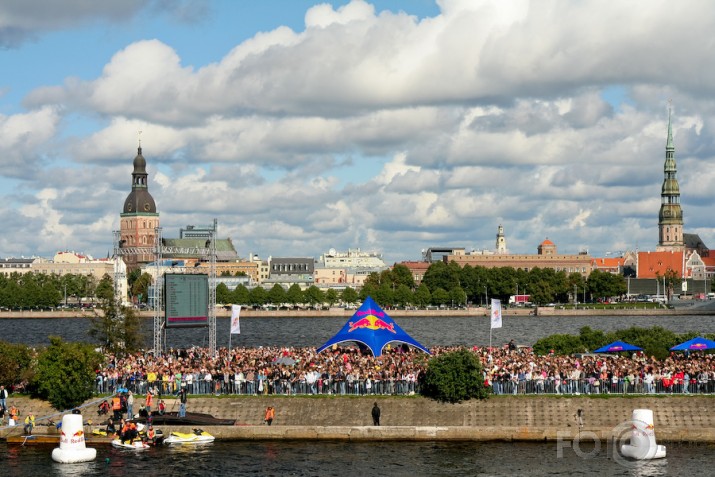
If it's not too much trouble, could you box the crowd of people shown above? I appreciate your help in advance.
[90,342,715,398]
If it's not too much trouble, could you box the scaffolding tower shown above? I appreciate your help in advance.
[113,222,218,356]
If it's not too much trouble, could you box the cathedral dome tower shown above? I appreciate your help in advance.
[120,146,160,270]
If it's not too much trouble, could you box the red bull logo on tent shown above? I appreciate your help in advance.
[348,312,396,333]
[316,296,430,357]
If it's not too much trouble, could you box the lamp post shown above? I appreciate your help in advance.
[574,284,577,309]
[484,286,488,307]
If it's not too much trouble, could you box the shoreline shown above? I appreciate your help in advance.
[3,395,715,443]
[0,306,711,319]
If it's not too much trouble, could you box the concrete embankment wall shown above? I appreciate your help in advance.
[0,306,708,319]
[3,395,715,442]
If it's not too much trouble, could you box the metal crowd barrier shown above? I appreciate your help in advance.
[97,376,712,397]
[97,377,421,397]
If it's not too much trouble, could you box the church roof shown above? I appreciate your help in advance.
[122,147,157,215]
[637,251,683,278]
[684,233,709,251]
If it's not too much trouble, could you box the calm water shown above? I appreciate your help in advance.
[2,440,712,476]
[2,314,715,349]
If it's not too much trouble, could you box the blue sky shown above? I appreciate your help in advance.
[1,0,714,263]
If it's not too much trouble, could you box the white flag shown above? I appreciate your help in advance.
[490,298,502,329]
[230,305,241,334]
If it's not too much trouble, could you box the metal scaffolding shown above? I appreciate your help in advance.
[113,223,217,356]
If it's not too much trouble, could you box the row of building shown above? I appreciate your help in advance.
[1,110,711,302]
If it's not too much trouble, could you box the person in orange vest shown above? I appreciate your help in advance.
[120,420,138,444]
[264,406,275,426]
[145,390,154,415]
[9,405,19,426]
[112,394,122,420]
[145,424,157,445]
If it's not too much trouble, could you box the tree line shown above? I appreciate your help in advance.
[0,261,630,311]
[211,262,629,308]
[0,271,114,310]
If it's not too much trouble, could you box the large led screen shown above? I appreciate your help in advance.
[164,273,208,328]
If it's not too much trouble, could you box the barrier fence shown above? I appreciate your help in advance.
[94,376,710,398]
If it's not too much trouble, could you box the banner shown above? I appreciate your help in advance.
[490,298,502,329]
[230,305,241,334]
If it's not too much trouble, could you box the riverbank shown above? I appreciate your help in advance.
[0,306,710,319]
[3,395,714,443]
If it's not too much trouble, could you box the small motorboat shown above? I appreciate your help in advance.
[163,428,215,445]
[111,439,151,450]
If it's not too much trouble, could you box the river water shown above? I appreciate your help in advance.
[4,315,715,476]
[2,440,712,476]
[2,314,715,349]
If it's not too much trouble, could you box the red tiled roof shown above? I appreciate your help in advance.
[637,251,684,278]
[591,257,625,268]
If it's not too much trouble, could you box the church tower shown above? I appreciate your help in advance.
[496,224,507,254]
[656,108,684,252]
[119,145,160,271]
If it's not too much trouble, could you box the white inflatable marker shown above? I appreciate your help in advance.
[51,414,97,463]
[620,409,666,460]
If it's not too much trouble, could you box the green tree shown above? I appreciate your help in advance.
[249,286,268,306]
[373,284,394,307]
[216,282,232,304]
[232,284,250,304]
[341,287,358,305]
[359,283,377,301]
[95,274,114,302]
[420,349,489,403]
[89,298,144,355]
[0,341,34,389]
[363,272,382,289]
[132,273,153,304]
[268,284,287,305]
[325,289,339,306]
[449,286,467,308]
[422,261,460,293]
[394,284,413,307]
[304,286,325,307]
[32,336,103,410]
[286,284,304,306]
[413,283,432,307]
[431,287,449,306]
[587,270,626,301]
[391,264,416,289]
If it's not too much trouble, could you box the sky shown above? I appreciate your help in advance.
[2,0,715,264]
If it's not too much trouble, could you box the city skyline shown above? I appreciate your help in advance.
[2,1,715,263]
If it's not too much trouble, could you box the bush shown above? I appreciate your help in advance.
[31,336,103,411]
[420,349,489,403]
[532,333,586,356]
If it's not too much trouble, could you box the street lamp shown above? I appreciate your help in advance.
[574,284,577,309]
[484,286,488,306]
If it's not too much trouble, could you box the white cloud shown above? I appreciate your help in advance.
[3,0,715,262]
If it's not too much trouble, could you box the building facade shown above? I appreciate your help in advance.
[448,238,593,277]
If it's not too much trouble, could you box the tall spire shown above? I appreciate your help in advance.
[657,105,683,251]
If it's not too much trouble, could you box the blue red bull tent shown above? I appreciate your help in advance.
[316,296,430,357]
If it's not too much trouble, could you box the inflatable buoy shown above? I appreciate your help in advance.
[620,409,666,460]
[51,414,97,463]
